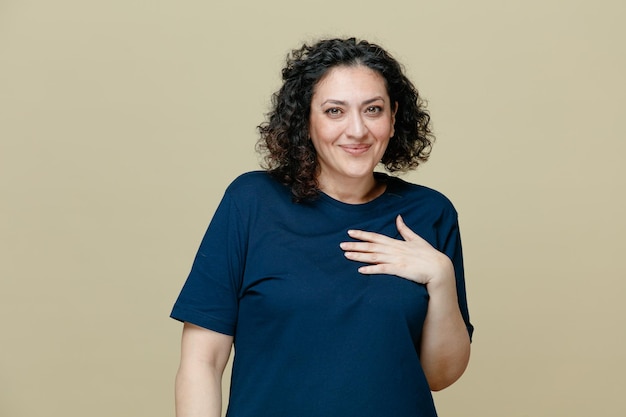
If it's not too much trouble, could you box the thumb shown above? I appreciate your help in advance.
[396,215,419,241]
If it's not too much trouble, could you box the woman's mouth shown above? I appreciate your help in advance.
[340,144,371,155]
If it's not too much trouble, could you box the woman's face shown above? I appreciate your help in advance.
[309,65,396,189]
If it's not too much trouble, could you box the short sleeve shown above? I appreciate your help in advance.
[170,192,247,336]
[439,209,474,341]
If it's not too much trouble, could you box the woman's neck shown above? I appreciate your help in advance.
[318,174,386,204]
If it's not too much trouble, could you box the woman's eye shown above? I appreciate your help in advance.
[325,108,342,116]
[366,106,382,114]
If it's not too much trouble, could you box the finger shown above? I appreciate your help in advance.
[340,241,398,255]
[340,241,380,253]
[343,249,393,264]
[396,215,422,242]
[356,263,398,275]
[346,229,396,245]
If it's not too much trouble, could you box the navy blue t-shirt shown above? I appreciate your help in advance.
[171,171,473,417]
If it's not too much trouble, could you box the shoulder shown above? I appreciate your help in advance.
[226,171,283,193]
[384,174,458,217]
[223,171,291,204]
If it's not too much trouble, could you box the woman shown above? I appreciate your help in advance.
[171,37,473,417]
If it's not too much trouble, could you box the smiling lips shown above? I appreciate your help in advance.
[339,144,371,155]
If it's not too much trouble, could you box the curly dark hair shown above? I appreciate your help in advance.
[257,37,434,202]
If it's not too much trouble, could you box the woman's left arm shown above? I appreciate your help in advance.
[340,215,470,391]
[417,257,470,391]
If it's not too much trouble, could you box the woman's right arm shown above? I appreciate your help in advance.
[175,322,233,417]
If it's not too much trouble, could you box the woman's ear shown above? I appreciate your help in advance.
[391,102,399,137]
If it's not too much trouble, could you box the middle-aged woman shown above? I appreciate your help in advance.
[171,37,473,417]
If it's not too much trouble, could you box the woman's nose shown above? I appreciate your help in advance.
[345,112,368,139]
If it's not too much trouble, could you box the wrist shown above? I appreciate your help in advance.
[425,254,455,293]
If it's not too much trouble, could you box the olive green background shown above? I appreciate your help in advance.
[1,1,625,416]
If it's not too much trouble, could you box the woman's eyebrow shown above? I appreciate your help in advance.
[320,96,386,106]
[320,99,346,106]
[362,96,385,105]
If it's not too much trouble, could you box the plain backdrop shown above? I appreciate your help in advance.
[1,1,625,416]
